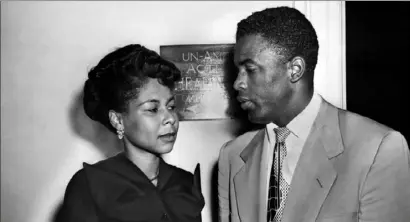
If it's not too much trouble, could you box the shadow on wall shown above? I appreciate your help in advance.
[52,88,122,222]
[68,88,122,157]
[223,48,265,137]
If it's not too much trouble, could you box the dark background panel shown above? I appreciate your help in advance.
[346,1,410,144]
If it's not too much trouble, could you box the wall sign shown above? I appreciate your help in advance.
[160,44,235,120]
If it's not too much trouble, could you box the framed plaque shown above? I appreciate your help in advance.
[160,44,235,121]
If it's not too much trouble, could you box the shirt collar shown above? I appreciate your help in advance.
[266,92,322,143]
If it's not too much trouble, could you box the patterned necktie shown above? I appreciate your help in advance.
[267,127,291,222]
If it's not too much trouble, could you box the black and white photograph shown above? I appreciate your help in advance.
[1,1,409,222]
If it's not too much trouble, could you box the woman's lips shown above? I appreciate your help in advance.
[159,132,177,142]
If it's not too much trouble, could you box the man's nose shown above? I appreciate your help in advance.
[233,71,246,91]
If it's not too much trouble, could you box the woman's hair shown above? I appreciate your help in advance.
[83,44,181,132]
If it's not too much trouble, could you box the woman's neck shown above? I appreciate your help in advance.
[124,145,160,182]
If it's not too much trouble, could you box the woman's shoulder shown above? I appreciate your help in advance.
[64,168,88,195]
[64,153,125,193]
[162,162,204,220]
[165,162,202,190]
[59,154,137,222]
[83,152,124,170]
[165,162,195,182]
[59,168,98,221]
[169,164,193,177]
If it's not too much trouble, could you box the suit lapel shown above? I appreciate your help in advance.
[282,100,344,222]
[233,129,266,222]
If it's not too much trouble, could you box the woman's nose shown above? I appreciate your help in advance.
[163,109,177,125]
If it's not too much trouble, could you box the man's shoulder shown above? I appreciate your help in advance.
[338,108,394,139]
[319,98,394,139]
[334,107,409,160]
[220,129,262,156]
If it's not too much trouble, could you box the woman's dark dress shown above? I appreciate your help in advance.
[57,152,205,222]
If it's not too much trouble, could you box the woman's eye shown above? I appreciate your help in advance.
[168,105,176,110]
[148,108,158,113]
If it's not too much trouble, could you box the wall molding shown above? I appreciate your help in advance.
[293,1,346,109]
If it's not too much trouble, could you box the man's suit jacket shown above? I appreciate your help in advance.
[218,99,410,222]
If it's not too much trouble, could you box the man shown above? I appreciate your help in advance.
[218,6,410,222]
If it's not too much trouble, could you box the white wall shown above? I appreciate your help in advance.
[0,2,345,222]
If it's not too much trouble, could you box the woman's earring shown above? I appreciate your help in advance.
[117,127,124,140]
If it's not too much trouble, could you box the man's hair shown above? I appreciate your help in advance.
[236,6,319,74]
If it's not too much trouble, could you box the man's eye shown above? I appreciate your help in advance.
[246,67,257,73]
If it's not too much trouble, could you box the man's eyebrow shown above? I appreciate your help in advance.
[238,58,256,66]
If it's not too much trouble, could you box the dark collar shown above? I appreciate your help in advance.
[84,152,174,190]
[81,152,203,221]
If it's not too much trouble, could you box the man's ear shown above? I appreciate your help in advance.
[108,110,123,131]
[288,56,306,83]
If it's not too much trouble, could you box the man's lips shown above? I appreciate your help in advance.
[237,96,254,110]
[236,96,249,103]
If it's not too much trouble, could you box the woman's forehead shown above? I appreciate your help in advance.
[136,78,173,102]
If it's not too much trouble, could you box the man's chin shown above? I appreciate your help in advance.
[247,111,269,125]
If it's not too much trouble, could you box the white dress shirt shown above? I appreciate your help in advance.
[264,92,322,203]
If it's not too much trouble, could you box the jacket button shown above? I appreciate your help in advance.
[162,213,169,220]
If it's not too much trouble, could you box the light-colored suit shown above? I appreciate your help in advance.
[218,99,410,222]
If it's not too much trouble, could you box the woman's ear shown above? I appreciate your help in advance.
[108,110,123,131]
[289,56,306,83]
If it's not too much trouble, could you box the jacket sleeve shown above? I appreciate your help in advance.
[55,170,99,222]
[218,142,231,222]
[359,131,410,222]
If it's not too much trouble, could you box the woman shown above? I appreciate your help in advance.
[58,44,204,222]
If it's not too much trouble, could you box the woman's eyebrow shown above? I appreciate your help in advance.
[166,96,175,104]
[136,99,159,107]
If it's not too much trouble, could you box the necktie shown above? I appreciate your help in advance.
[267,127,291,222]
